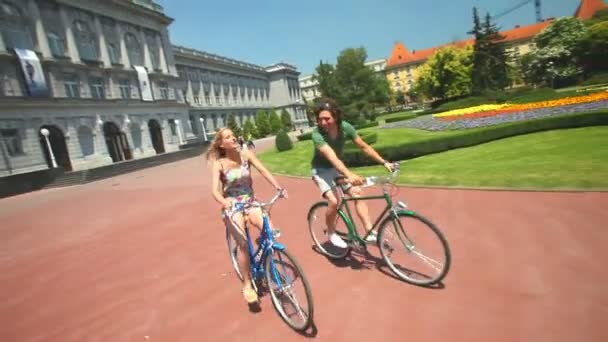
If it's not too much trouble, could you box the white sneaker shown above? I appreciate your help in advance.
[365,231,378,242]
[329,233,348,248]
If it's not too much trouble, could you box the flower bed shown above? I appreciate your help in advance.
[434,92,608,121]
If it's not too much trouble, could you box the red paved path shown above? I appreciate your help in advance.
[1,155,607,342]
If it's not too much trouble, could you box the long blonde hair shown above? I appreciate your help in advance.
[205,127,231,162]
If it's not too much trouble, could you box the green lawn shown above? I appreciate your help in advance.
[259,126,608,190]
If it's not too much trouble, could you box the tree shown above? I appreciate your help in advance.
[414,45,473,100]
[268,110,282,135]
[242,118,257,140]
[394,89,406,106]
[482,13,510,90]
[584,8,608,27]
[577,21,608,72]
[254,110,270,138]
[313,61,339,101]
[469,7,486,94]
[312,47,391,122]
[280,109,293,131]
[469,7,510,93]
[523,17,587,87]
[226,113,241,136]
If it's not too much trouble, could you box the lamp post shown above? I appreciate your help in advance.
[174,119,183,145]
[199,117,208,142]
[40,128,57,168]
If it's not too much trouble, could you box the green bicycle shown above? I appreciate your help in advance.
[307,162,451,286]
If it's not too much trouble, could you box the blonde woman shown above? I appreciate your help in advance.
[207,127,286,304]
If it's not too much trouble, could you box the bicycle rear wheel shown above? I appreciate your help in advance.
[265,248,314,331]
[307,201,351,259]
[378,211,451,286]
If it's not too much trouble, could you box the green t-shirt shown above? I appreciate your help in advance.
[311,121,358,169]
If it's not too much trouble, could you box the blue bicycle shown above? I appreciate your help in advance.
[225,191,314,331]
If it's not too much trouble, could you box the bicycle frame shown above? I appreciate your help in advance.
[334,181,410,246]
[227,199,288,291]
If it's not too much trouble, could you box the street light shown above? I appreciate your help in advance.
[40,128,58,168]
[199,117,208,142]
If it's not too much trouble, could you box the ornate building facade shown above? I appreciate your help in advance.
[173,46,307,137]
[0,0,306,178]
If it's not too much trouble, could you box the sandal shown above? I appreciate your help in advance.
[242,286,258,303]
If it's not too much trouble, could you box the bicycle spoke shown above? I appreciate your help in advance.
[379,213,451,285]
[411,249,444,273]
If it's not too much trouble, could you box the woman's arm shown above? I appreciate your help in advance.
[211,160,231,209]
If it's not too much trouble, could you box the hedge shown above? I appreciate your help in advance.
[297,128,378,143]
[342,111,608,167]
[384,113,418,123]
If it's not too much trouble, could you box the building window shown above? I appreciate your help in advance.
[47,31,65,57]
[73,20,98,61]
[168,119,177,138]
[0,1,34,50]
[89,77,105,99]
[145,30,161,70]
[63,74,80,98]
[107,43,120,64]
[0,128,23,156]
[119,79,130,99]
[158,81,169,100]
[125,32,143,66]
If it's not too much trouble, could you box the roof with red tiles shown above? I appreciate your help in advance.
[574,0,607,20]
[387,0,606,69]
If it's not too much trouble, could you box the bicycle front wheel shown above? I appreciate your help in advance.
[307,201,351,259]
[226,227,244,281]
[265,248,314,331]
[378,211,451,286]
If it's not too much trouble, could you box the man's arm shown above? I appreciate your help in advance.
[317,144,363,184]
[352,136,394,172]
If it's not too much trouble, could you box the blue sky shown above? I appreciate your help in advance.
[157,0,582,76]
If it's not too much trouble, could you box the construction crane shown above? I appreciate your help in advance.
[491,0,543,23]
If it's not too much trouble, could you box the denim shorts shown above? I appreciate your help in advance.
[311,167,352,197]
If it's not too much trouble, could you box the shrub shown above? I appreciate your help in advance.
[275,129,293,152]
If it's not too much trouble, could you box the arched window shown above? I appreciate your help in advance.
[101,17,121,64]
[124,32,143,66]
[0,1,33,49]
[72,20,98,61]
[145,30,160,70]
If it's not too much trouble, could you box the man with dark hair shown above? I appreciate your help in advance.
[310,97,394,248]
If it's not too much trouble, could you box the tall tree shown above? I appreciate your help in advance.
[268,110,282,135]
[469,7,486,94]
[280,109,293,131]
[254,110,270,138]
[226,113,241,136]
[313,47,391,122]
[482,13,510,90]
[313,61,339,101]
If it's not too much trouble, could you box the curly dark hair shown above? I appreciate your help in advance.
[313,97,343,125]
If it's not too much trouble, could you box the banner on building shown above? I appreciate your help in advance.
[14,48,49,97]
[134,65,154,101]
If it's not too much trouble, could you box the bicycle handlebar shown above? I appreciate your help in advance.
[223,189,286,217]
[361,161,401,187]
